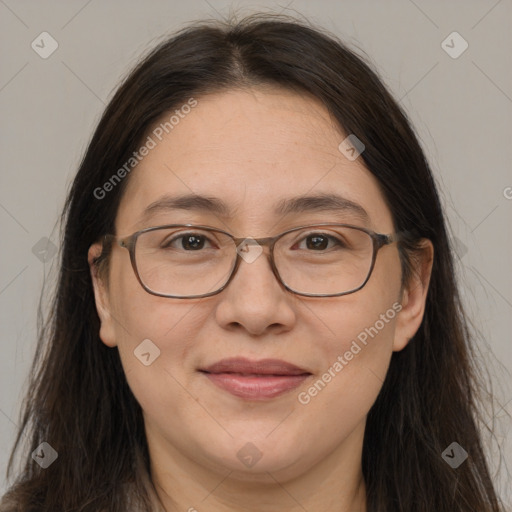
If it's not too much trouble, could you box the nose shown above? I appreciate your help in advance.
[213,244,297,336]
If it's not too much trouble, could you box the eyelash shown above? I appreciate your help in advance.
[162,232,344,251]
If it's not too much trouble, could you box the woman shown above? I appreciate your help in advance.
[1,13,505,512]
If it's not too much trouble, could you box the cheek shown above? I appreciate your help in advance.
[108,253,200,343]
[112,293,206,372]
[306,295,398,394]
[111,297,212,441]
[292,303,397,465]
[296,251,402,417]
[106,256,209,394]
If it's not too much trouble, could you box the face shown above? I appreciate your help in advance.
[89,87,432,485]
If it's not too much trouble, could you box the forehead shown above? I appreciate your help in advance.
[117,87,393,234]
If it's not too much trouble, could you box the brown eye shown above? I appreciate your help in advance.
[161,232,214,251]
[294,233,344,251]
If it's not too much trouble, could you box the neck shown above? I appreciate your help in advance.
[145,421,368,512]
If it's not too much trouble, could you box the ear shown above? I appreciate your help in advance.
[88,242,118,347]
[393,239,434,352]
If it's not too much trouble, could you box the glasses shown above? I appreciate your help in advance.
[102,223,400,299]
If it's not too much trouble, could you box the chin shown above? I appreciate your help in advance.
[201,436,310,481]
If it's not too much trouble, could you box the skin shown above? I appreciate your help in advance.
[88,87,433,512]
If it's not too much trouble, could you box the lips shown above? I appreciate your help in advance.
[200,357,310,376]
[199,357,312,400]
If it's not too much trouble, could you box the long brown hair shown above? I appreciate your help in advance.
[1,13,505,511]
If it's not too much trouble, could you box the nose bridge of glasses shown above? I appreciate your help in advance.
[232,235,276,251]
[227,234,284,294]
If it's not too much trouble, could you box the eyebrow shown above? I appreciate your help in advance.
[140,192,370,224]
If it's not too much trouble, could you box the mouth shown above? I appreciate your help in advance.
[198,357,312,400]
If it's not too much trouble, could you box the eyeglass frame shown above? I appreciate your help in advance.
[100,222,402,299]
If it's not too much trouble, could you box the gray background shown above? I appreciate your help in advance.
[1,0,511,506]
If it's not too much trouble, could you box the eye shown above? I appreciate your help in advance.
[162,232,216,251]
[294,232,344,251]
